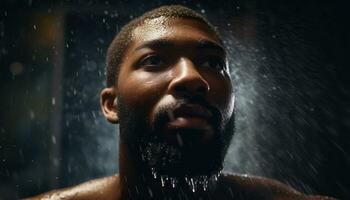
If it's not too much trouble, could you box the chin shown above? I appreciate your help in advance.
[118,98,236,177]
[140,130,225,178]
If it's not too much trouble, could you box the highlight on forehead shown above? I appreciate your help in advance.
[134,38,225,57]
[131,16,170,43]
[143,16,169,26]
[133,17,222,46]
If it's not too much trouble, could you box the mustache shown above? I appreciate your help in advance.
[152,96,223,133]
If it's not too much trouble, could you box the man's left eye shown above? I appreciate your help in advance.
[200,57,226,70]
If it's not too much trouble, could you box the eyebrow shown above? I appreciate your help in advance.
[135,38,226,55]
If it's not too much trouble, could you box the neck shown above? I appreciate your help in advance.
[118,141,221,200]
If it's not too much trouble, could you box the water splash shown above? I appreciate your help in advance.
[150,167,221,192]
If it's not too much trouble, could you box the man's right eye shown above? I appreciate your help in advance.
[138,55,165,69]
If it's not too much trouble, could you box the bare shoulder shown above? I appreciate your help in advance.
[220,173,337,200]
[23,175,120,200]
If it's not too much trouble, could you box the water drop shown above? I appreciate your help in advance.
[51,136,56,144]
[170,178,176,188]
[147,187,153,197]
[190,178,195,192]
[160,176,165,187]
[151,168,157,179]
[29,110,35,120]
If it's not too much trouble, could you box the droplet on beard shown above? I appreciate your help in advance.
[160,176,165,187]
[151,168,157,179]
[150,167,221,192]
[170,177,176,188]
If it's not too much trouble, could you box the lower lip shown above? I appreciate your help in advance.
[167,117,212,130]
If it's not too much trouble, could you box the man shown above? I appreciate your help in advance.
[26,5,336,200]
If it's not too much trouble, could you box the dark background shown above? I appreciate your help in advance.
[0,0,349,199]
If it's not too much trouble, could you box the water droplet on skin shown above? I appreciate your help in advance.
[150,169,221,192]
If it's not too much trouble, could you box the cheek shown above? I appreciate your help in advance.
[207,75,234,120]
[118,71,169,113]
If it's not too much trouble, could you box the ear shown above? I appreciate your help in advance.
[100,87,119,124]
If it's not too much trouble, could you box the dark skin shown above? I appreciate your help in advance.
[25,18,336,200]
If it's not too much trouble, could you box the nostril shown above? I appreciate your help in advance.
[174,85,187,93]
[197,86,207,94]
[172,84,208,96]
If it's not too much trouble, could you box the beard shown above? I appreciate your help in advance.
[117,95,235,180]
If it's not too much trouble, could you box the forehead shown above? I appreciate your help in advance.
[130,17,221,49]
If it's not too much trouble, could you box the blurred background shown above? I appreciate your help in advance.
[0,0,349,199]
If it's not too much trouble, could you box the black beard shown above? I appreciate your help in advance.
[117,95,235,179]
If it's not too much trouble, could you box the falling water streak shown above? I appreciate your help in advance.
[147,187,153,197]
[176,133,183,146]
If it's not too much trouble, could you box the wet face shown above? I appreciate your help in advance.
[116,18,235,177]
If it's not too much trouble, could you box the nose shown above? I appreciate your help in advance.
[167,58,210,97]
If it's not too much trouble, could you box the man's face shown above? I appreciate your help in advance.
[116,17,235,177]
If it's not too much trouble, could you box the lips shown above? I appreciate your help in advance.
[166,104,213,130]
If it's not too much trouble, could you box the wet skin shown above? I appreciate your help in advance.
[25,18,337,200]
[116,18,235,177]
[114,18,235,198]
[118,17,234,140]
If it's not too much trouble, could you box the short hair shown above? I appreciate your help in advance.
[106,5,222,87]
